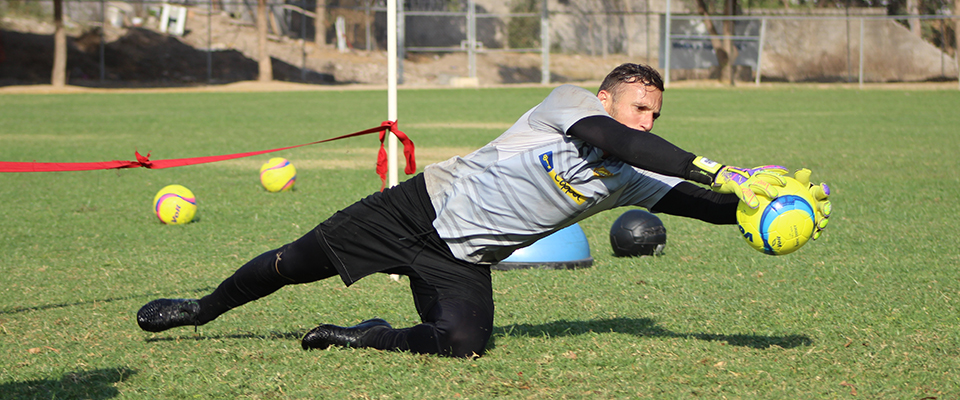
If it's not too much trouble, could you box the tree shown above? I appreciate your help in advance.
[315,0,326,45]
[257,0,273,81]
[906,0,921,36]
[51,0,66,87]
[695,0,739,85]
[721,0,737,85]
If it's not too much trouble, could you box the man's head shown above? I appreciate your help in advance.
[597,63,664,132]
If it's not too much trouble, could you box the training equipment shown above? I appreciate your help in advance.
[736,176,817,255]
[302,318,393,350]
[495,223,593,270]
[136,298,202,332]
[153,184,197,225]
[610,209,667,257]
[260,157,296,192]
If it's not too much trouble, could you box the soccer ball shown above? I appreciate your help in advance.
[260,157,296,192]
[153,184,197,225]
[736,177,816,255]
[610,209,667,257]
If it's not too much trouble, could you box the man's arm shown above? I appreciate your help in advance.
[567,115,712,185]
[567,115,791,210]
[649,182,739,225]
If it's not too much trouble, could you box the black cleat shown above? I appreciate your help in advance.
[137,298,202,332]
[301,318,392,350]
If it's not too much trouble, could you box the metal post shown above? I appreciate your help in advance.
[624,1,633,57]
[208,0,213,83]
[664,0,672,87]
[601,15,608,57]
[956,14,960,90]
[858,17,864,89]
[540,0,550,84]
[99,0,105,82]
[646,0,651,65]
[467,0,476,79]
[301,1,307,81]
[365,0,372,51]
[755,17,766,86]
[845,2,851,83]
[397,0,405,84]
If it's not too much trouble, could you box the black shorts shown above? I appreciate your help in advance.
[317,174,494,314]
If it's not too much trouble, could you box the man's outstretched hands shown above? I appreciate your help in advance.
[689,158,831,236]
[712,165,789,209]
[794,168,832,240]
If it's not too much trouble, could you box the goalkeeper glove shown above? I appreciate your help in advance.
[690,156,788,209]
[793,168,832,240]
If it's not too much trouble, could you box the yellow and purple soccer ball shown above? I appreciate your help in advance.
[260,157,296,192]
[736,177,816,255]
[153,184,197,225]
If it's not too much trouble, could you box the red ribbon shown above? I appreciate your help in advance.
[0,122,416,190]
[376,120,417,191]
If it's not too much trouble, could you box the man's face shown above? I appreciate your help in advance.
[598,82,663,132]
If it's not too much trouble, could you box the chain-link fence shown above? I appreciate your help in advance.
[662,10,958,86]
[1,0,957,87]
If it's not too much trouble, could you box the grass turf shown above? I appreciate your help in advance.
[0,85,958,399]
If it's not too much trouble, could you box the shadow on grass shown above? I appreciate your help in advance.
[0,286,215,316]
[145,330,303,342]
[0,367,137,399]
[140,318,811,351]
[494,317,813,349]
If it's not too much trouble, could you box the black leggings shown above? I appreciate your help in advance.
[197,227,494,358]
[196,230,338,323]
[367,265,494,358]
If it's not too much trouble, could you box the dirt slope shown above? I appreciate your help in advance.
[1,11,628,88]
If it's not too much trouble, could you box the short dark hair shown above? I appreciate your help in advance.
[598,63,665,96]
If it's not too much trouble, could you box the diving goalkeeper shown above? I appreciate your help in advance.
[137,63,831,358]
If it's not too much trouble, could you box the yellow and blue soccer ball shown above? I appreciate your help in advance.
[153,184,197,225]
[736,177,816,255]
[260,157,296,192]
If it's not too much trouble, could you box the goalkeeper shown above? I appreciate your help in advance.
[137,63,830,358]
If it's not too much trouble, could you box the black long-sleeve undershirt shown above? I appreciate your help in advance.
[567,115,736,224]
[567,115,713,185]
[650,182,738,224]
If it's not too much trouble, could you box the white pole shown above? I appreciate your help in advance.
[387,0,400,283]
[387,0,399,188]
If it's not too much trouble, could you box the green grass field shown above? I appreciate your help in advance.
[1,85,958,399]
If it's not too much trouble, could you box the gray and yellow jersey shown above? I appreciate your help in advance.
[424,84,683,264]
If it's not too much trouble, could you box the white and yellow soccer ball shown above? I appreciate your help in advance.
[736,176,817,255]
[259,157,296,192]
[153,184,197,225]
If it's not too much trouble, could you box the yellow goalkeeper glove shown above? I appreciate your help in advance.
[691,157,788,209]
[794,168,832,240]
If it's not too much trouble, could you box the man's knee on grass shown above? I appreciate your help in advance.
[428,297,494,358]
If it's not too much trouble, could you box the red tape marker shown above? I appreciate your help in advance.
[0,122,416,191]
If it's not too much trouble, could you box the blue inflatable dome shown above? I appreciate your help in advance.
[494,223,593,270]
